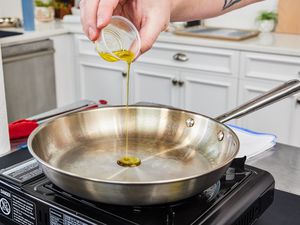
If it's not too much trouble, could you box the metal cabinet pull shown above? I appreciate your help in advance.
[178,80,184,87]
[173,53,189,62]
[172,79,178,86]
[298,71,300,76]
[297,97,300,104]
[122,72,127,77]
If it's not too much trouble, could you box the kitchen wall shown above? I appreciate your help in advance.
[0,0,22,18]
[0,0,277,31]
[204,0,278,30]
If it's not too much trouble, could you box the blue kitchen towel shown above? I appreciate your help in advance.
[227,124,277,159]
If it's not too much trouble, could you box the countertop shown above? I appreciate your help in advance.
[0,21,78,47]
[248,143,300,195]
[1,20,300,57]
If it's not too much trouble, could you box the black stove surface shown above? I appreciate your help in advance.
[0,30,22,38]
[0,149,275,225]
[254,190,300,225]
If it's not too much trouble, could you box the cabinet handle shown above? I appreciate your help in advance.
[172,79,178,86]
[298,71,300,76]
[297,97,300,104]
[122,72,127,77]
[178,80,184,87]
[173,53,189,62]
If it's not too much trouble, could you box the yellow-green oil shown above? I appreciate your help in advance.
[98,50,141,167]
[117,156,141,167]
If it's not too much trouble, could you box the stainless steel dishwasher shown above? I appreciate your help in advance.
[2,39,57,122]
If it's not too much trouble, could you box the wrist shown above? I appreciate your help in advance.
[170,0,181,22]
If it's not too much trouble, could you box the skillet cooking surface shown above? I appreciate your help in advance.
[51,138,214,182]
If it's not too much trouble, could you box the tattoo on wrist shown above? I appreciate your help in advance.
[223,0,242,10]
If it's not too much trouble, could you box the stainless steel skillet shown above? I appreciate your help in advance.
[28,80,300,205]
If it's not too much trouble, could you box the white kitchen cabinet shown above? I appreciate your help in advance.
[0,47,10,154]
[79,63,128,104]
[180,71,238,117]
[291,96,300,147]
[133,63,238,117]
[51,34,78,107]
[74,34,131,105]
[75,34,240,111]
[238,51,300,146]
[133,42,239,116]
[133,63,179,106]
[236,79,298,145]
[240,52,300,82]
[138,42,239,76]
[72,33,300,147]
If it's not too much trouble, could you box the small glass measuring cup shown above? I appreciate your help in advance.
[95,16,141,62]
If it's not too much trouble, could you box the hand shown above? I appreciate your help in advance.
[80,0,172,55]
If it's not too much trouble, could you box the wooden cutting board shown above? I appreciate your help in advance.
[276,0,300,34]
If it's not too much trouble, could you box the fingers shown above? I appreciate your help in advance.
[139,17,168,55]
[97,0,120,28]
[81,0,168,56]
[80,0,100,41]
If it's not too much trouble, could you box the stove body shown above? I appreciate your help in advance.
[0,149,274,225]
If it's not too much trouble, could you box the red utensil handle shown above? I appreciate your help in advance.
[9,119,38,140]
[9,99,108,140]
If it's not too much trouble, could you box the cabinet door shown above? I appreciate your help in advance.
[180,71,238,118]
[290,94,300,147]
[79,63,127,105]
[132,63,180,107]
[51,34,77,107]
[236,79,297,145]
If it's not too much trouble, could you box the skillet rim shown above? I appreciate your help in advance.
[27,105,240,185]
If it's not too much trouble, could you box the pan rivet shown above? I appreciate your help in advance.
[185,118,195,127]
[217,131,224,141]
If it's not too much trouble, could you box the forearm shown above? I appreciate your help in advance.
[171,0,263,21]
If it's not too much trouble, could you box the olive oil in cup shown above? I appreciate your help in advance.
[95,16,141,167]
[95,16,141,63]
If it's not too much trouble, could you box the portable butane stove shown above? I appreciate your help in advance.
[0,149,274,225]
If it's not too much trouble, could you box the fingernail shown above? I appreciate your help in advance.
[97,18,104,28]
[89,27,96,39]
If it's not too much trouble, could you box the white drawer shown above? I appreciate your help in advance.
[75,35,239,75]
[241,52,300,81]
[75,34,98,56]
[137,42,239,75]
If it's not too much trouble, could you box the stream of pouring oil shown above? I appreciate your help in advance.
[98,50,141,167]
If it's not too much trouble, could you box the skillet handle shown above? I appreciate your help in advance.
[215,79,300,123]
